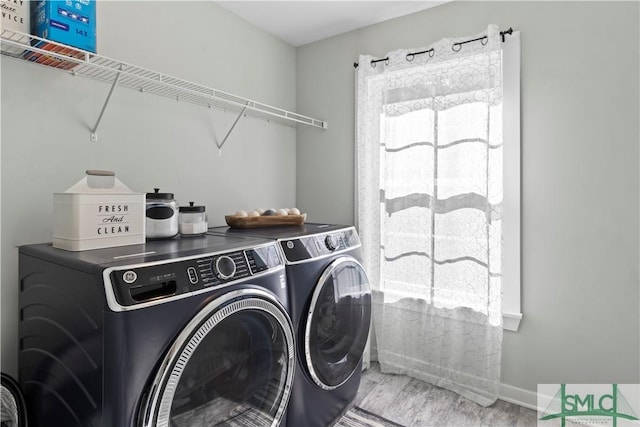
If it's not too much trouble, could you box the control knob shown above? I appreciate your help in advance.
[215,256,236,279]
[325,235,339,251]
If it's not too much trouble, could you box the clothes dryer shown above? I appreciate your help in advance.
[209,224,372,427]
[18,234,295,427]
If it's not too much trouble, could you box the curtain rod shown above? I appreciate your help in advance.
[353,27,513,69]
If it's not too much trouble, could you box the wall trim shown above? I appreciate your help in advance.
[499,382,545,411]
[502,31,522,333]
[499,382,557,415]
[503,311,523,332]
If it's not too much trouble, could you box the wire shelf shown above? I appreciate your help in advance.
[1,29,328,133]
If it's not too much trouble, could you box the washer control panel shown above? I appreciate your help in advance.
[108,243,283,307]
[196,251,249,287]
[279,228,361,263]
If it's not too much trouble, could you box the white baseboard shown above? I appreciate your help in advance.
[499,382,539,411]
[370,356,546,412]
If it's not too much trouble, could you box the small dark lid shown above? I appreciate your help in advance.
[179,201,206,213]
[147,188,174,200]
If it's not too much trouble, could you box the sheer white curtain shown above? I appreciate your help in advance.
[356,25,503,406]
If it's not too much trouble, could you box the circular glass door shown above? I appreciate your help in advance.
[304,257,372,390]
[141,290,295,427]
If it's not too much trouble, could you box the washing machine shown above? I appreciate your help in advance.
[209,224,372,427]
[18,234,295,427]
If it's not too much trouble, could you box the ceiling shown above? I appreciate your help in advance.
[215,1,450,47]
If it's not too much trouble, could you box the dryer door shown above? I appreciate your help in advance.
[304,257,372,390]
[140,289,295,427]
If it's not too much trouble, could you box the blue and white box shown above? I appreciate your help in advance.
[32,0,96,53]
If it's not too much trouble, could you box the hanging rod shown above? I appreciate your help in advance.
[500,27,513,42]
[353,27,514,68]
[406,48,434,62]
[452,34,488,51]
[452,28,513,51]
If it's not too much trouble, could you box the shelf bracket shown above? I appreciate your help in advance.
[90,67,122,142]
[214,104,247,154]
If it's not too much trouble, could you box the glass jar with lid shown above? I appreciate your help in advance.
[179,202,207,236]
[145,188,178,239]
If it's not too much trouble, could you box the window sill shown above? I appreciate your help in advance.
[373,289,523,331]
[503,312,522,332]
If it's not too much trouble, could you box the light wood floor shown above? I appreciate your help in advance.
[355,363,538,427]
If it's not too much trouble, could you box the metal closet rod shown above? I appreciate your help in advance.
[353,27,514,68]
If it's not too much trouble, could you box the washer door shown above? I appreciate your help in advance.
[304,257,372,390]
[140,289,295,427]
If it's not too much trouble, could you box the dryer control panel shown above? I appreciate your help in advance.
[279,228,361,263]
[107,243,282,309]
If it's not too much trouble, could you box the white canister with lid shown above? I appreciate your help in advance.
[179,202,207,236]
[145,188,178,239]
[53,170,145,251]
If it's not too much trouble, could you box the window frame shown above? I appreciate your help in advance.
[501,31,522,332]
[354,30,522,332]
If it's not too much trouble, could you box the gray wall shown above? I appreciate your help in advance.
[296,1,640,393]
[1,1,297,376]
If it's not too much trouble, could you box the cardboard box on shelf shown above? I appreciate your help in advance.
[25,0,96,69]
[32,0,96,52]
[1,0,31,56]
[23,40,85,70]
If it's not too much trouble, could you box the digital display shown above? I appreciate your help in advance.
[246,245,281,274]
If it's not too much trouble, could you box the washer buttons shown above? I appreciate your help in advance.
[325,235,339,251]
[215,256,236,280]
[187,267,198,284]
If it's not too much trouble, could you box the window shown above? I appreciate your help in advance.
[356,29,521,332]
